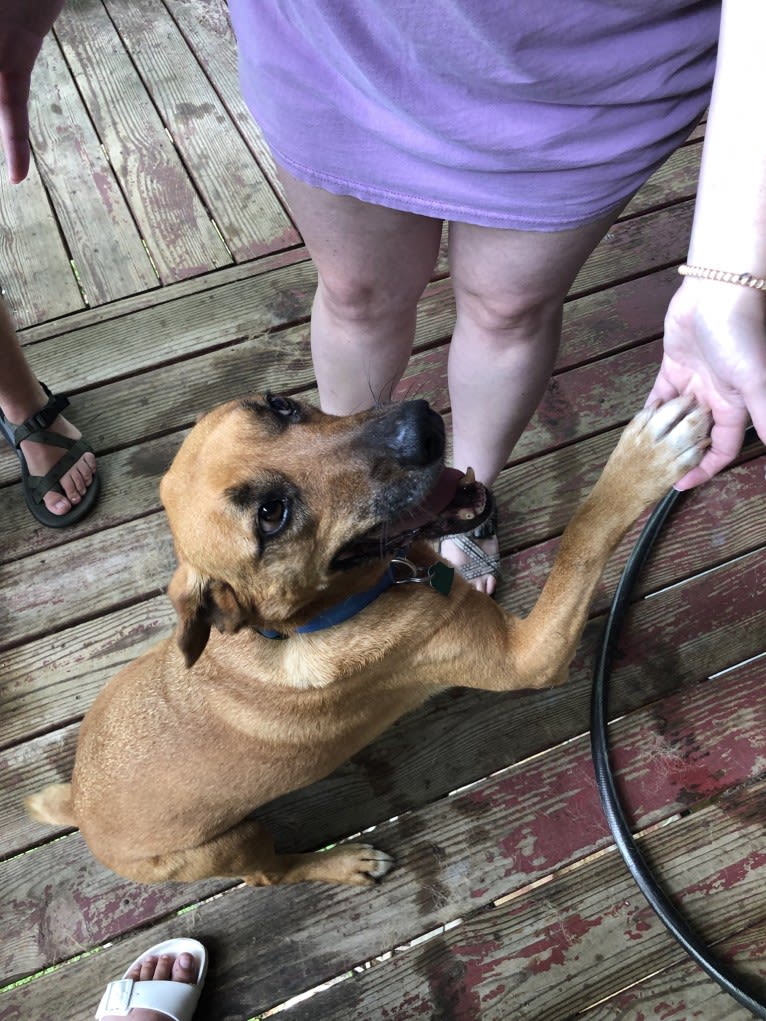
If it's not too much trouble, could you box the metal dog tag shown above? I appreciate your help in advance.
[427,561,454,596]
[390,556,454,596]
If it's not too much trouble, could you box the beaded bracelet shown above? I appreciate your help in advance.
[678,263,766,292]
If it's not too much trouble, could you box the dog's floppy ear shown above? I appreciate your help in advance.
[168,563,212,668]
[168,564,254,668]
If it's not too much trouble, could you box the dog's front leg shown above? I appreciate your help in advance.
[435,397,711,693]
[509,397,711,688]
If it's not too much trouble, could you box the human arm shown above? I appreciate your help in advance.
[0,0,65,183]
[646,0,766,489]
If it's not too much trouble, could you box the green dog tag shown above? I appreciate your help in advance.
[428,561,455,596]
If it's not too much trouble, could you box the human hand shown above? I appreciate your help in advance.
[646,277,766,489]
[0,0,64,183]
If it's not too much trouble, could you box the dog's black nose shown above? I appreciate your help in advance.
[368,400,445,467]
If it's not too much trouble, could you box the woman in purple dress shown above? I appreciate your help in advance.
[224,0,766,592]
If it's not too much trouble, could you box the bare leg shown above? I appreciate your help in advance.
[277,167,443,412]
[0,299,96,515]
[443,208,625,593]
[277,165,625,593]
[99,950,199,1021]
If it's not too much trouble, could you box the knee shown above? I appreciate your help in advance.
[454,283,563,339]
[317,271,417,327]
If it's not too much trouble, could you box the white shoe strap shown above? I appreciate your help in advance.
[95,977,200,1020]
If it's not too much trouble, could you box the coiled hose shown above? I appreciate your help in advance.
[590,435,766,1017]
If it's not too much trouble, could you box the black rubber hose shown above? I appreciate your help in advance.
[590,448,766,1017]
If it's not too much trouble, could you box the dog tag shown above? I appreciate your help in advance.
[428,561,454,596]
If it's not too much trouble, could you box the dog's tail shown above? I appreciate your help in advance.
[25,783,77,827]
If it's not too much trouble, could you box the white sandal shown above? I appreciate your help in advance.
[95,938,207,1020]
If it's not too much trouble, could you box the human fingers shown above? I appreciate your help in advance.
[0,74,32,183]
[743,380,766,450]
[645,358,689,408]
[673,411,746,491]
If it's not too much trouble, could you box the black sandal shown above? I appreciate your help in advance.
[0,383,100,528]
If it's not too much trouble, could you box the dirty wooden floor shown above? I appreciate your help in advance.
[1,2,766,1019]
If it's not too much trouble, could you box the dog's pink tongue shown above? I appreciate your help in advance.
[394,468,465,531]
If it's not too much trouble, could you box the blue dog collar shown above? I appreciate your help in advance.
[257,557,454,640]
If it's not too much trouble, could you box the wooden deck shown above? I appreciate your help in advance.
[2,3,766,1018]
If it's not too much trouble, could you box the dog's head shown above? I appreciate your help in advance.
[160,394,492,665]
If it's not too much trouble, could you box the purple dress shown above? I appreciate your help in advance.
[228,1,720,230]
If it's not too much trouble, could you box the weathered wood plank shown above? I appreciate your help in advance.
[104,0,298,260]
[581,918,766,1019]
[9,258,318,416]
[5,686,766,1019]
[164,0,287,198]
[571,199,693,296]
[623,137,702,217]
[405,337,665,458]
[558,263,678,369]
[280,783,766,1020]
[17,247,309,346]
[53,0,231,281]
[0,513,175,649]
[1,263,322,500]
[0,824,229,984]
[517,337,659,457]
[402,191,702,414]
[0,155,82,328]
[394,263,680,422]
[28,32,158,306]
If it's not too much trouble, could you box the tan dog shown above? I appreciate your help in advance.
[27,393,709,887]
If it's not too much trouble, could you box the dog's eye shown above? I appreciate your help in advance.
[257,498,289,536]
[266,393,297,418]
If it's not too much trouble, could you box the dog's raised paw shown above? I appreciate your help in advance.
[620,395,712,489]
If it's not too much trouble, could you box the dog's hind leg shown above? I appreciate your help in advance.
[242,839,396,888]
[119,819,394,887]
